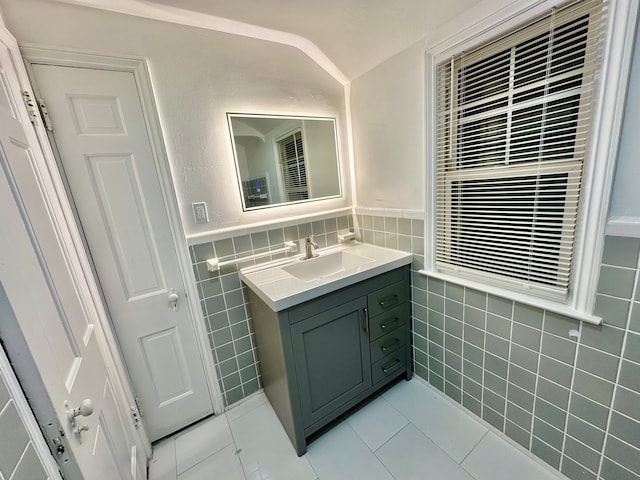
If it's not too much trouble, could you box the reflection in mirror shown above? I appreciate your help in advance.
[227,114,341,210]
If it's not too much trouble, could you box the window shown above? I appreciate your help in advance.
[435,0,608,301]
[277,130,309,202]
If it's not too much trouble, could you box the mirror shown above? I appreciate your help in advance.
[228,114,341,210]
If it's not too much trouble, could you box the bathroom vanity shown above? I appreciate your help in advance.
[240,243,412,455]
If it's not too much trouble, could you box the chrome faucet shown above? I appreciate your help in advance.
[304,236,318,260]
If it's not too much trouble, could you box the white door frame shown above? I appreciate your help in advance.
[20,45,225,416]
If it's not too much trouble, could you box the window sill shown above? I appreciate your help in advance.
[417,269,602,325]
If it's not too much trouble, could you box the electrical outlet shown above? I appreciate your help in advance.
[192,202,209,224]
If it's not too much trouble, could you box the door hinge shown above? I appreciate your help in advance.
[37,98,53,131]
[21,90,53,131]
[22,90,40,123]
[131,397,144,428]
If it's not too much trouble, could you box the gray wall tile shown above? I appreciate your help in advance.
[581,324,626,357]
[535,398,567,431]
[531,437,561,469]
[538,355,573,388]
[465,288,487,309]
[561,456,597,480]
[597,265,636,298]
[564,436,601,474]
[482,406,505,431]
[600,457,639,480]
[613,386,640,423]
[532,418,563,450]
[602,236,640,268]
[576,345,620,382]
[573,370,615,408]
[604,435,640,476]
[569,392,610,430]
[608,412,640,449]
[488,295,513,319]
[513,304,543,329]
[505,420,530,449]
[618,359,640,392]
[566,415,605,452]
[594,294,630,328]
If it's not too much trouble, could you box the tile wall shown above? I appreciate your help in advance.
[189,215,353,406]
[410,232,639,480]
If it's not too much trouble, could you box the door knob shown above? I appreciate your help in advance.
[65,398,94,429]
[168,288,180,311]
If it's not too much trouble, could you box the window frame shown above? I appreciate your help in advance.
[424,0,639,323]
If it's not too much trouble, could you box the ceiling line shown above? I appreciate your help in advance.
[54,0,350,85]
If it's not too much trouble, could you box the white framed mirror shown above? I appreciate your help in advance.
[227,114,342,211]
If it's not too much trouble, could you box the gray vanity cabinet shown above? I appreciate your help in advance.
[245,266,411,456]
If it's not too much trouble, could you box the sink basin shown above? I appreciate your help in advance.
[283,251,375,282]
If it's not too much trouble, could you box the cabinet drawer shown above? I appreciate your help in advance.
[369,304,407,341]
[372,348,406,385]
[370,327,407,364]
[368,281,407,318]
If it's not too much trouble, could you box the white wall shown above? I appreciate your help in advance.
[609,20,640,220]
[0,0,351,237]
[350,40,425,211]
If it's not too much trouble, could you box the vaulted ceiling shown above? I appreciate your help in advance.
[135,0,481,80]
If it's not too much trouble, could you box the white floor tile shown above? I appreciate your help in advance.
[383,380,487,462]
[148,437,176,480]
[178,444,244,480]
[461,432,562,480]
[347,396,408,451]
[306,423,394,480]
[226,392,268,423]
[174,415,234,474]
[230,402,316,480]
[377,424,476,480]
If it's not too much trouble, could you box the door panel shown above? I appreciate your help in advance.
[88,153,165,298]
[31,64,213,439]
[140,328,193,405]
[0,32,136,478]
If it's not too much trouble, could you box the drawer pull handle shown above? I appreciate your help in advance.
[380,317,400,331]
[382,359,402,374]
[363,308,369,333]
[379,294,399,309]
[381,339,400,352]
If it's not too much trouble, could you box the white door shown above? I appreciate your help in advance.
[0,29,140,479]
[30,64,214,440]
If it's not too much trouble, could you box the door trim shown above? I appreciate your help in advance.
[20,45,225,416]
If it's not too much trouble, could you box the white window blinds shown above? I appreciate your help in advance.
[435,0,608,299]
[278,131,309,202]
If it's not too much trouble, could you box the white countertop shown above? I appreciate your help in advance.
[239,242,413,311]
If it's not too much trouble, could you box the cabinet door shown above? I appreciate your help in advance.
[290,296,371,427]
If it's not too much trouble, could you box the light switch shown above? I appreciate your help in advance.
[192,202,209,224]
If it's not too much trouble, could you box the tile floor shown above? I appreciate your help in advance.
[148,379,564,480]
